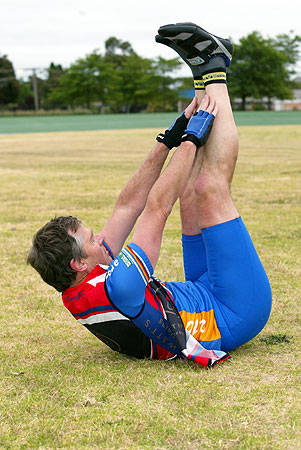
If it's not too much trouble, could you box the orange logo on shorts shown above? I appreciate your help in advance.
[179,310,221,342]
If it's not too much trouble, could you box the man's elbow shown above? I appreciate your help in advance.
[144,193,172,223]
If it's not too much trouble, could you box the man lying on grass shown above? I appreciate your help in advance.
[28,24,272,368]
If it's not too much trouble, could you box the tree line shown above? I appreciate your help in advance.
[0,31,300,112]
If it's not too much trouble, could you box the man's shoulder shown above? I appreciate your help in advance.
[62,264,109,307]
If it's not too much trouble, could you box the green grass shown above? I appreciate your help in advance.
[0,126,300,448]
[0,110,300,134]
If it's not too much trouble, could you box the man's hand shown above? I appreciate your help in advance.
[156,97,197,149]
[181,95,217,148]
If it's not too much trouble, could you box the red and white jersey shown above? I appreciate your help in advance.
[62,264,175,360]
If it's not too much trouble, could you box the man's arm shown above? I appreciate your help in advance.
[131,95,217,269]
[100,98,198,257]
[100,141,170,257]
[130,141,197,269]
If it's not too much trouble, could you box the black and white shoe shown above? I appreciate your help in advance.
[156,22,233,72]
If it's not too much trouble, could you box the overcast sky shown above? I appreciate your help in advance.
[1,0,300,79]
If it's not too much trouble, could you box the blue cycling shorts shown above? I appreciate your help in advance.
[166,217,272,352]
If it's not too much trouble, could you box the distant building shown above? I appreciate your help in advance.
[274,77,301,111]
[274,90,301,111]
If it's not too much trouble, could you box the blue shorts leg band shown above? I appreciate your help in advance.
[181,233,207,281]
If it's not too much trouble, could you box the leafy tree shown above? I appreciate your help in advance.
[110,54,153,112]
[271,31,301,91]
[0,54,19,107]
[47,52,117,109]
[146,57,182,112]
[271,31,301,69]
[105,37,135,60]
[228,31,300,110]
[40,63,65,109]
[17,80,34,110]
[47,37,183,113]
[103,37,182,112]
[177,76,195,91]
[104,37,153,112]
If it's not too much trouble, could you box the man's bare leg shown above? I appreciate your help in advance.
[194,82,239,229]
[157,23,238,231]
[180,83,238,233]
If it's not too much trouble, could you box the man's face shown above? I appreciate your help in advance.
[72,224,113,272]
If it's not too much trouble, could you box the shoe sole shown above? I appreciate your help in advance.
[158,22,233,61]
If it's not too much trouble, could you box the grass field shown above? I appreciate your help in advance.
[0,110,301,134]
[0,125,300,448]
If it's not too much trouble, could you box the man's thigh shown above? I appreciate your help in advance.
[201,217,272,350]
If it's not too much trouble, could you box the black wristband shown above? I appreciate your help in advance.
[156,113,189,150]
[181,133,199,147]
[156,131,174,150]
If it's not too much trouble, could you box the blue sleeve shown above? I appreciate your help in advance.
[105,243,153,318]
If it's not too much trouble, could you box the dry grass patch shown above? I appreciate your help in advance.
[0,126,300,448]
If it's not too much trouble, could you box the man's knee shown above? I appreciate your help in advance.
[194,172,230,200]
[193,172,239,227]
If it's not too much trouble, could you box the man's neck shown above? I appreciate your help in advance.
[69,271,89,288]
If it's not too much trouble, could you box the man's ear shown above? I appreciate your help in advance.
[70,258,87,272]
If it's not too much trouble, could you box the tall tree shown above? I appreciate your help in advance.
[105,37,134,60]
[147,57,182,112]
[17,80,34,110]
[271,31,301,69]
[47,37,183,112]
[271,31,301,90]
[47,52,116,109]
[0,54,19,106]
[228,32,300,110]
[109,54,153,112]
[40,63,65,109]
[104,37,148,112]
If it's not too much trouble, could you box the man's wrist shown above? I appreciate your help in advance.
[180,140,197,150]
[155,140,170,151]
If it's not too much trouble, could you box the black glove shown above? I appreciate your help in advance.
[181,110,215,148]
[156,112,189,150]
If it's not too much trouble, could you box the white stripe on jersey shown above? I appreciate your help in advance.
[78,311,130,325]
[87,273,107,287]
